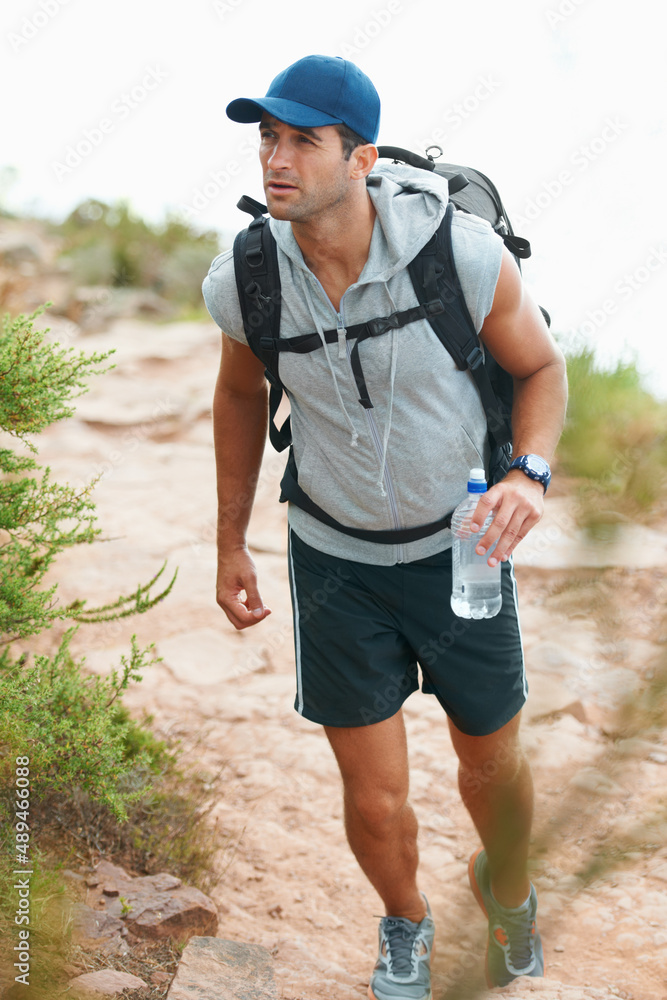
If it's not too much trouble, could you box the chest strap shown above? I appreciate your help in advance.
[258,300,445,410]
[279,449,454,543]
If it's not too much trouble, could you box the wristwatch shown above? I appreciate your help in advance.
[508,454,552,493]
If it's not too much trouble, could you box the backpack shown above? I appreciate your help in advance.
[232,144,549,545]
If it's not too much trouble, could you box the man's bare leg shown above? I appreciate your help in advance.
[324,709,427,923]
[449,711,533,908]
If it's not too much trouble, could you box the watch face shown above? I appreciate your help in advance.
[526,455,550,476]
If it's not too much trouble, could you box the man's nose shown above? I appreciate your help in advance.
[267,136,292,170]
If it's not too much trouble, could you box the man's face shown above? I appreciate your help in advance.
[258,115,356,222]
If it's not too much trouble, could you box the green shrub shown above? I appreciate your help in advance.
[0,305,177,864]
[0,307,176,640]
[0,631,165,820]
[56,198,221,308]
[557,348,667,530]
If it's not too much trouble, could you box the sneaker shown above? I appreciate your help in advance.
[367,894,435,1000]
[468,848,544,988]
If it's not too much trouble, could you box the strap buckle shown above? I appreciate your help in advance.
[367,313,402,337]
[466,346,484,371]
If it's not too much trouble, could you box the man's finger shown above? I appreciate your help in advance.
[470,492,495,532]
[217,580,272,630]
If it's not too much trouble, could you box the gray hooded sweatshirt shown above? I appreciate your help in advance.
[202,162,504,566]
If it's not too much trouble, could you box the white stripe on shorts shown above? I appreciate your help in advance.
[288,531,304,715]
[508,555,528,699]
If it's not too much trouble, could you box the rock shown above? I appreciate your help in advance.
[151,970,172,985]
[88,861,217,943]
[614,736,661,758]
[648,860,667,882]
[166,936,277,999]
[0,232,46,266]
[62,869,86,884]
[70,902,128,955]
[158,629,246,685]
[67,286,175,329]
[68,969,148,997]
[524,674,582,722]
[559,699,589,725]
[569,766,624,796]
[514,498,667,569]
[499,977,621,998]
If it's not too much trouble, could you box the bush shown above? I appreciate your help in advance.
[0,305,176,867]
[0,631,165,821]
[56,199,221,308]
[557,348,667,531]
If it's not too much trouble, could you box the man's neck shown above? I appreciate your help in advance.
[292,190,377,294]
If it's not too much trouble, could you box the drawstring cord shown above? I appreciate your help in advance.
[376,285,399,497]
[299,272,359,448]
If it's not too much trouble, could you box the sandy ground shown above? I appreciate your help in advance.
[19,316,667,999]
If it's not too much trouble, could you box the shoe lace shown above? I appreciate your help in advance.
[383,918,417,976]
[502,909,536,970]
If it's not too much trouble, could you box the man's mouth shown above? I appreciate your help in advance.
[266,179,299,194]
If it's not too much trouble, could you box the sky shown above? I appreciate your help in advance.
[2,0,666,397]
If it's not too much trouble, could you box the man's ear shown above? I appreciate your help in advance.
[349,143,379,180]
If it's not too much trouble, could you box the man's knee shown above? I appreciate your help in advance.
[344,782,409,830]
[456,732,527,791]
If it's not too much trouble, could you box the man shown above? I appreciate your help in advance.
[203,54,567,1000]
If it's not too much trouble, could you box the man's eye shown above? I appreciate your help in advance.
[298,135,314,144]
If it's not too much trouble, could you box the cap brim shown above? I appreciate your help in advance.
[226,96,342,128]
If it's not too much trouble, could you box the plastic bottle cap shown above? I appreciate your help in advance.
[467,468,488,493]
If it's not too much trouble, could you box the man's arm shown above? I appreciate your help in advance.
[470,247,568,565]
[213,332,271,629]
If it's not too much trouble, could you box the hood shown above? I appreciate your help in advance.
[362,161,449,283]
[269,161,450,285]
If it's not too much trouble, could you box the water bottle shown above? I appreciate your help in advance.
[450,468,502,620]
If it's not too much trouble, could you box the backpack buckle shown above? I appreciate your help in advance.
[424,299,445,317]
[367,313,402,337]
[466,346,484,371]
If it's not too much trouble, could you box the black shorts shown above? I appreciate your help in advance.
[287,529,527,736]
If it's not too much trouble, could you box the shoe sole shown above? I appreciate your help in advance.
[468,847,495,990]
[367,942,436,1000]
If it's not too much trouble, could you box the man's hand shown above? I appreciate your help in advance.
[217,546,272,630]
[469,471,545,566]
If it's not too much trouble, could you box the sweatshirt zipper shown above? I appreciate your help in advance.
[336,290,405,563]
[305,274,405,561]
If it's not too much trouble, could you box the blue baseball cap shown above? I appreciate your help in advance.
[226,54,381,144]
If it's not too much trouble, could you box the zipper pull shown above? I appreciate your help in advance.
[336,312,347,360]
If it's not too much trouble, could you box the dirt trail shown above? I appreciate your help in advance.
[32,317,667,1000]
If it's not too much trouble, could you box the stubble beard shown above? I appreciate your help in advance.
[265,170,352,224]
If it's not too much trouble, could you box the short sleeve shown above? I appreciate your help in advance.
[450,211,504,333]
[201,249,248,345]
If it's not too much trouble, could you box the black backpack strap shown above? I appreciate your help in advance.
[408,202,512,448]
[233,216,292,452]
[279,449,454,542]
[260,300,444,410]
